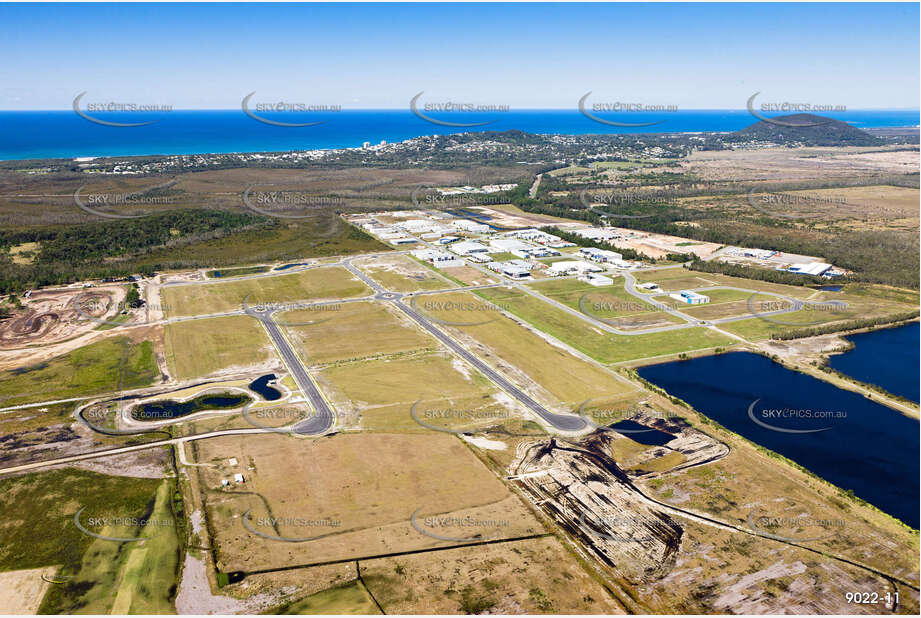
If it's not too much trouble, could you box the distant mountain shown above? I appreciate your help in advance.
[732,113,882,146]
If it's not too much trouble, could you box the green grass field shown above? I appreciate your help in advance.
[474,287,734,366]
[721,312,853,341]
[0,336,157,406]
[108,482,181,614]
[0,468,178,614]
[164,315,275,379]
[276,581,381,614]
[283,301,433,365]
[161,266,372,317]
[527,278,676,320]
[418,290,635,405]
[602,328,736,364]
[719,287,916,341]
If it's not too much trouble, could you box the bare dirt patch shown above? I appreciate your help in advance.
[361,535,626,614]
[512,435,683,584]
[0,286,125,349]
[0,566,57,614]
[193,432,542,573]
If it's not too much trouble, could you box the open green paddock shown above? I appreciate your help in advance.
[473,287,735,365]
[161,266,372,317]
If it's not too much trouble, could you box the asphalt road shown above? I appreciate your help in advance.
[343,259,588,433]
[248,309,334,435]
[395,297,588,432]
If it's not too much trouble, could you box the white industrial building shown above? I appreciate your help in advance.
[669,290,710,305]
[487,259,534,280]
[580,273,614,287]
[514,228,563,245]
[452,219,492,234]
[786,262,833,276]
[572,227,621,242]
[489,238,532,253]
[546,260,604,277]
[411,249,464,268]
[400,219,436,234]
[516,246,559,259]
[449,240,489,256]
[579,247,623,263]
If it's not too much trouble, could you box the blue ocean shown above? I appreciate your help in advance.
[0,109,918,161]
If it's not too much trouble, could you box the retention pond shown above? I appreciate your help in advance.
[638,351,919,527]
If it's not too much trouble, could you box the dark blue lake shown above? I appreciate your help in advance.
[249,373,282,401]
[134,393,250,420]
[637,352,919,527]
[828,323,920,403]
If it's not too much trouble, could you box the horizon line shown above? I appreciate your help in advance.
[2,107,919,113]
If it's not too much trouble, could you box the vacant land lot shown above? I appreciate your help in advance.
[352,254,454,293]
[471,287,734,367]
[360,535,625,614]
[436,264,498,286]
[0,469,176,614]
[418,290,636,406]
[660,289,778,321]
[635,273,720,292]
[603,328,737,365]
[685,146,918,184]
[164,315,275,380]
[720,287,916,341]
[528,278,683,328]
[0,566,57,614]
[161,266,371,317]
[318,350,504,432]
[277,581,380,614]
[0,335,158,406]
[196,432,541,572]
[637,517,902,614]
[640,267,830,300]
[283,301,433,365]
[528,278,657,317]
[637,431,920,607]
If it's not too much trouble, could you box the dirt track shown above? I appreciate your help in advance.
[0,286,125,349]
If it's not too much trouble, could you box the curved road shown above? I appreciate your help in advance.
[244,305,335,435]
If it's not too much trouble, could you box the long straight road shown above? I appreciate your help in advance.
[396,297,588,432]
[343,259,588,433]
